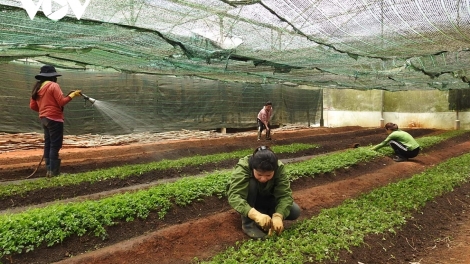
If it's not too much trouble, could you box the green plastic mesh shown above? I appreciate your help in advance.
[1,0,470,91]
[0,63,321,134]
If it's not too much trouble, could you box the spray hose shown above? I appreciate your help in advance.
[80,93,96,104]
[79,92,96,105]
[25,154,44,179]
[66,91,96,104]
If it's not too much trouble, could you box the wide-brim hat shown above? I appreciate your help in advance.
[35,65,62,80]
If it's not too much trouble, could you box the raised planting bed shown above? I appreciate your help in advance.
[1,127,469,264]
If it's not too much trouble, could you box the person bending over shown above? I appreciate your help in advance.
[257,101,273,140]
[227,146,300,239]
[371,122,420,162]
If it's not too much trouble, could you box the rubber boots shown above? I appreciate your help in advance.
[241,215,268,239]
[257,129,262,141]
[49,159,61,176]
[45,158,51,177]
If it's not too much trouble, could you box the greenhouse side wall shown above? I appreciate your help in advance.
[3,62,469,134]
[0,62,321,135]
[323,89,470,129]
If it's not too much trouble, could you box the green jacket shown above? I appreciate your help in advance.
[227,155,293,218]
[372,130,420,151]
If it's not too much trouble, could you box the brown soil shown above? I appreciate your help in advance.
[0,126,469,264]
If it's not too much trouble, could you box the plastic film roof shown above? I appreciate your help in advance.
[2,0,470,91]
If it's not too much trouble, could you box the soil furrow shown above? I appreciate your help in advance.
[49,140,470,264]
[0,127,434,181]
[1,128,468,264]
[0,128,438,211]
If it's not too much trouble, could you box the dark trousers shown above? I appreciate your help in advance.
[257,119,271,139]
[41,117,64,160]
[257,118,269,133]
[389,140,420,159]
[247,177,300,220]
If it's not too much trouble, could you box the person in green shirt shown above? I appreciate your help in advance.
[371,122,421,162]
[227,146,301,239]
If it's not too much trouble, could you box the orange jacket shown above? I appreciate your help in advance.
[29,81,72,122]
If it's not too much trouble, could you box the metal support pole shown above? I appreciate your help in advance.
[319,89,324,127]
[455,111,460,130]
[380,90,385,127]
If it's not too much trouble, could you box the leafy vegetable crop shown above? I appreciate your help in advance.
[206,148,470,263]
[0,130,465,258]
[0,143,318,198]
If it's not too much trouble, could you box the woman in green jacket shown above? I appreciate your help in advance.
[227,146,300,239]
[371,122,421,162]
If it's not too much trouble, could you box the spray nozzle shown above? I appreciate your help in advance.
[79,92,96,105]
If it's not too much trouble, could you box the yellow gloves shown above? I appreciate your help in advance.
[271,213,284,235]
[69,90,82,99]
[248,208,272,231]
[248,209,284,235]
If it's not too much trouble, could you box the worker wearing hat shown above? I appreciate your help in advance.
[29,65,82,177]
[227,146,301,239]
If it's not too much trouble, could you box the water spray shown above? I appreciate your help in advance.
[79,92,96,105]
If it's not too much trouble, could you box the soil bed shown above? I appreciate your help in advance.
[0,127,469,264]
[0,128,435,211]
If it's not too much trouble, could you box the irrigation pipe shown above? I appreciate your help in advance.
[25,155,44,179]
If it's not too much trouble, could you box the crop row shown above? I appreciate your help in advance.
[0,143,319,198]
[206,144,470,263]
[0,130,465,258]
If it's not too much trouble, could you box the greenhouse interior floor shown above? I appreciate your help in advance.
[0,126,469,264]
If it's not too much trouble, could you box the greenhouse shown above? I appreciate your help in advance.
[1,0,470,133]
[1,1,470,264]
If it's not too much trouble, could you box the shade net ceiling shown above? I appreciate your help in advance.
[2,0,470,91]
